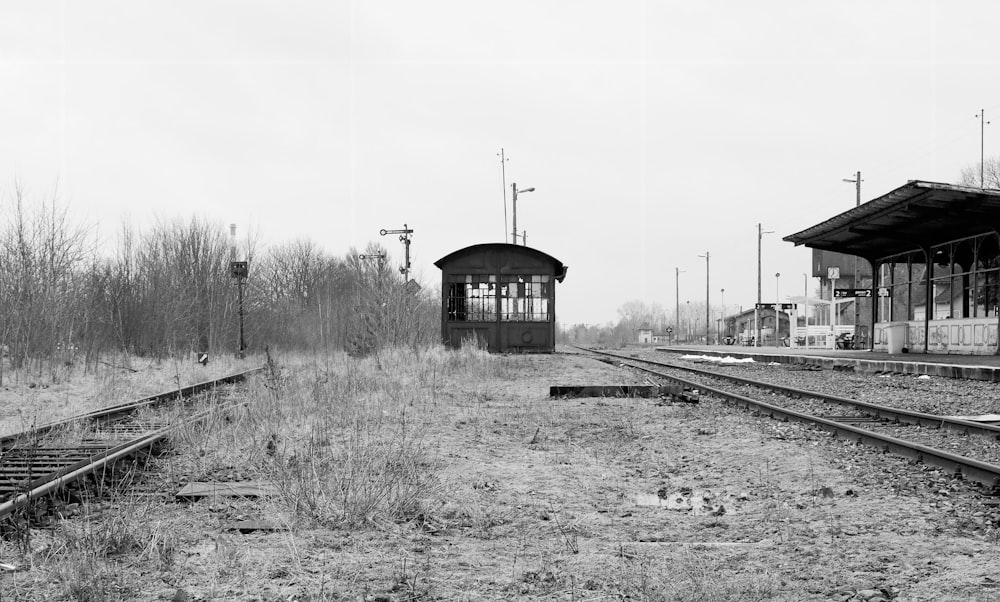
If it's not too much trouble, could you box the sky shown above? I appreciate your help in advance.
[2,1,1000,326]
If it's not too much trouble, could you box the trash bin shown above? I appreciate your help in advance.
[886,322,906,354]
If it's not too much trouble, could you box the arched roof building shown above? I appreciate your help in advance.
[434,243,568,353]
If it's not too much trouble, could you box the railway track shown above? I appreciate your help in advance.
[575,346,1000,488]
[0,367,263,521]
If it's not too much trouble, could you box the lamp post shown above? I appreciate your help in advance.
[756,223,774,347]
[511,183,535,245]
[675,267,685,345]
[843,172,862,344]
[775,272,781,347]
[698,252,710,344]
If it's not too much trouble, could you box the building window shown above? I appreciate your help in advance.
[883,232,1000,322]
[500,274,550,321]
[447,274,496,321]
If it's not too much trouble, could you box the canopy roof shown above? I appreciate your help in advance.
[784,181,1000,263]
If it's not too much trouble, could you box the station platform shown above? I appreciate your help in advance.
[653,345,1000,382]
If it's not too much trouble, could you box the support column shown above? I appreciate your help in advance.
[922,245,931,354]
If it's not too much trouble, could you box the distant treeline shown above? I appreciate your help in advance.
[0,188,439,371]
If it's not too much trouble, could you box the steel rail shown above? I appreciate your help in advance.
[0,367,265,520]
[576,347,1000,487]
[0,428,170,520]
[578,347,1000,439]
[0,367,264,449]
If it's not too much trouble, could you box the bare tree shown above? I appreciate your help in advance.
[958,158,1000,189]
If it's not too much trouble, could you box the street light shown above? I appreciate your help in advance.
[756,223,774,347]
[698,252,710,345]
[511,183,535,245]
[843,172,862,343]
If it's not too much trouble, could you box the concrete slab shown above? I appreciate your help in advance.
[175,480,279,500]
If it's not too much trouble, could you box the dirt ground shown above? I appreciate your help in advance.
[4,348,1000,601]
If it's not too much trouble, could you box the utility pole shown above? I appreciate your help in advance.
[775,272,781,347]
[843,171,862,345]
[498,149,509,241]
[675,267,684,346]
[977,110,991,188]
[698,252,710,345]
[756,223,773,347]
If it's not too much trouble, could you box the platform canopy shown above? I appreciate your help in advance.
[784,181,1000,263]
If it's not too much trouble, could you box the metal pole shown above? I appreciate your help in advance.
[704,252,710,345]
[854,172,861,345]
[675,267,683,345]
[803,273,809,347]
[499,148,508,242]
[237,276,245,358]
[402,223,411,282]
[721,288,725,343]
[977,110,990,188]
[775,272,780,347]
[511,183,518,243]
[756,224,762,347]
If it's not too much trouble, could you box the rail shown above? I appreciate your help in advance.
[0,366,264,521]
[576,346,1000,487]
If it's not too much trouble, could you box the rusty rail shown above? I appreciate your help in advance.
[0,367,263,520]
[577,347,1000,487]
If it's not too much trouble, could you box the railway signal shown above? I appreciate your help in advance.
[380,224,414,282]
[229,224,248,359]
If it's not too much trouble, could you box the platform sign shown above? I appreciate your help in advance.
[755,303,796,310]
[836,288,874,298]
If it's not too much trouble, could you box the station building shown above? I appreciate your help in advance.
[434,243,568,353]
[785,180,1000,355]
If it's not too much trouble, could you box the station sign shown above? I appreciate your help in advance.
[755,303,796,310]
[834,288,872,298]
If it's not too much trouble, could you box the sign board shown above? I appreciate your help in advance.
[666,327,673,333]
[835,288,873,298]
[877,287,892,298]
[755,303,796,310]
[828,266,840,280]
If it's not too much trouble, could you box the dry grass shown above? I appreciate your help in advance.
[3,346,1000,600]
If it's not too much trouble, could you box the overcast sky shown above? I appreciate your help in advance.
[3,1,999,326]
